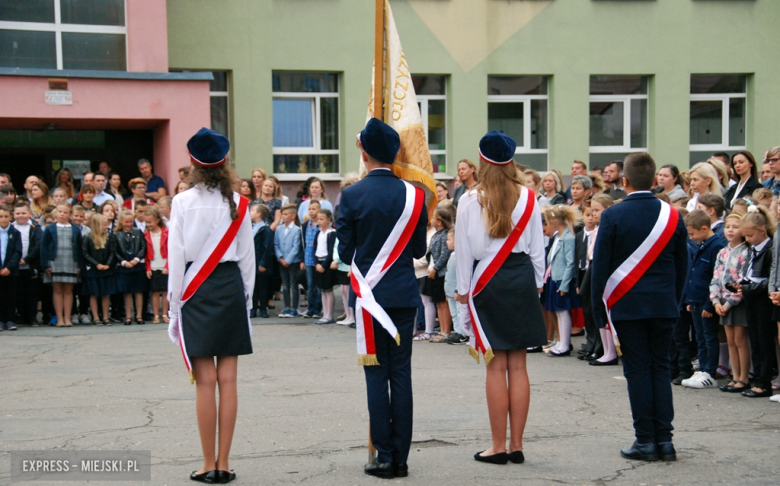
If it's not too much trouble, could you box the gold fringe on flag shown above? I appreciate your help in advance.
[358,354,380,366]
[615,338,622,357]
[394,332,401,346]
[469,346,480,363]
[189,371,195,385]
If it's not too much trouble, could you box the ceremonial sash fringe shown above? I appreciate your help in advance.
[602,202,679,356]
[352,182,424,366]
[467,189,535,365]
[176,195,249,383]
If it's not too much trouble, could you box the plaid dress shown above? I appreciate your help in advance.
[45,225,79,284]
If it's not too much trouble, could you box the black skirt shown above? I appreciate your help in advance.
[182,261,253,358]
[472,252,547,350]
[335,270,350,286]
[422,274,446,303]
[314,263,337,291]
[81,269,117,297]
[117,265,148,294]
[149,269,168,292]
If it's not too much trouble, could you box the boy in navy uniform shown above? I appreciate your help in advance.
[12,202,43,326]
[251,204,275,318]
[337,118,428,479]
[592,153,688,462]
[0,205,23,330]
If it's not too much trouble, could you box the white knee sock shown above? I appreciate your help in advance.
[555,311,572,352]
[422,294,436,334]
[598,328,617,362]
[340,286,354,322]
[322,291,334,320]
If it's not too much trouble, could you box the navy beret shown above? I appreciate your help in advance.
[358,118,400,165]
[187,127,230,167]
[478,130,516,166]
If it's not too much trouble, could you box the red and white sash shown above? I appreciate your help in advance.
[467,188,536,365]
[601,201,679,353]
[351,182,424,366]
[176,194,249,383]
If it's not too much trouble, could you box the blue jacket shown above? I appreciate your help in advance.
[274,222,303,264]
[336,169,428,309]
[0,225,23,275]
[591,192,689,323]
[41,224,82,270]
[682,234,726,312]
[549,227,576,293]
[254,225,275,275]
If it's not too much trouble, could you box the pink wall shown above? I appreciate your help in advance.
[0,75,210,187]
[126,0,168,72]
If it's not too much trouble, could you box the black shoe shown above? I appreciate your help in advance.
[445,332,463,344]
[216,470,236,483]
[527,346,543,353]
[571,329,585,337]
[589,357,619,366]
[508,450,525,464]
[260,310,270,318]
[364,460,395,479]
[672,372,692,386]
[742,387,772,398]
[349,323,356,328]
[393,463,408,477]
[620,441,659,461]
[657,441,677,462]
[474,450,508,464]
[190,470,217,483]
[135,317,145,325]
[249,309,258,318]
[546,349,571,357]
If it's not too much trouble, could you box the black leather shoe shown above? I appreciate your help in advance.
[620,441,659,461]
[216,470,235,483]
[657,442,677,462]
[742,387,772,398]
[474,450,508,464]
[190,470,217,483]
[393,463,408,477]
[508,450,525,464]
[364,460,395,479]
[589,357,619,366]
[546,349,571,357]
[527,346,543,353]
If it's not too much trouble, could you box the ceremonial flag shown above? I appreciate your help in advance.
[362,0,438,214]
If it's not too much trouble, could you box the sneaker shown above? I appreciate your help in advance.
[686,372,717,389]
[288,311,300,318]
[48,316,58,326]
[80,314,91,324]
[680,371,703,387]
[445,332,464,344]
[278,309,291,318]
[770,394,780,403]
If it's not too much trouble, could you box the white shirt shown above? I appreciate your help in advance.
[167,185,255,316]
[149,231,166,271]
[13,221,31,269]
[315,228,333,258]
[686,193,700,212]
[92,191,112,206]
[135,219,146,232]
[455,187,546,295]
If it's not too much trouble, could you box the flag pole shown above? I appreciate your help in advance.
[372,0,384,121]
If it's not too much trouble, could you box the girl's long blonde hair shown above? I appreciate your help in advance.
[476,160,525,238]
[543,204,582,234]
[115,209,135,232]
[89,214,108,249]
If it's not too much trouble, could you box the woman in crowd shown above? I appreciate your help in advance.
[250,169,266,201]
[453,159,478,206]
[723,151,763,208]
[174,180,190,196]
[256,179,282,231]
[687,162,723,212]
[107,172,126,204]
[569,175,592,211]
[541,171,566,205]
[239,179,254,200]
[297,177,332,223]
[31,181,54,223]
[656,164,687,201]
[523,170,549,207]
[52,168,76,201]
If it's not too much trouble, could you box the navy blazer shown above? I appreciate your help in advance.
[254,225,275,275]
[337,169,428,309]
[19,223,43,270]
[591,192,689,324]
[0,225,23,275]
[41,224,83,270]
[681,234,726,312]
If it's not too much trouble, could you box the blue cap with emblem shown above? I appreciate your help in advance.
[357,118,401,165]
[187,127,230,167]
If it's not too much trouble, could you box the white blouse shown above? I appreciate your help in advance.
[455,187,546,296]
[167,185,255,317]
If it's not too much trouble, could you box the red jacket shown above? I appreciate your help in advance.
[144,227,168,272]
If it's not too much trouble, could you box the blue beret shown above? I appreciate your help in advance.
[187,127,230,166]
[478,130,516,166]
[358,118,400,164]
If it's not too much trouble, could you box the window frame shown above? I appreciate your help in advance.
[416,89,447,179]
[0,0,127,70]
[486,92,549,169]
[209,72,229,141]
[689,92,747,152]
[588,93,648,154]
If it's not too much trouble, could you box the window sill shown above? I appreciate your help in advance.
[274,173,344,182]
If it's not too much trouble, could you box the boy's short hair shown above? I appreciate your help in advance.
[13,201,30,210]
[156,196,172,208]
[697,193,726,218]
[684,209,711,230]
[0,205,11,214]
[252,203,269,220]
[71,205,85,215]
[623,152,656,190]
[281,204,297,213]
[134,199,149,209]
[79,184,96,195]
[308,199,321,208]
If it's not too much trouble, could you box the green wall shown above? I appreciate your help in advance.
[166,0,780,178]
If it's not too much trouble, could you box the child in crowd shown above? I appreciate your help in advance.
[542,205,579,356]
[587,195,619,365]
[76,184,98,213]
[331,236,354,326]
[71,205,91,323]
[0,205,22,330]
[414,223,437,340]
[12,202,42,326]
[313,209,337,325]
[731,198,750,217]
[681,210,726,388]
[72,206,91,238]
[41,204,82,327]
[250,204,274,318]
[1,185,16,207]
[51,187,69,206]
[710,213,751,392]
[739,206,776,398]
[114,209,147,325]
[301,200,323,319]
[99,200,118,231]
[275,204,304,318]
[81,213,116,325]
[134,199,148,232]
[697,193,728,244]
[752,188,774,208]
[423,208,453,343]
[443,228,466,344]
[144,207,168,324]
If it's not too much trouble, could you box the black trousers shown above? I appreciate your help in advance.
[580,266,603,356]
[671,309,696,376]
[253,273,272,311]
[364,307,416,464]
[15,270,39,324]
[746,295,777,390]
[0,275,17,322]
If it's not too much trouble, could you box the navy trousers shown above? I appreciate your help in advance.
[364,307,416,464]
[613,318,676,444]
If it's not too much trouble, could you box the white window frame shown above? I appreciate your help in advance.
[0,1,127,70]
[272,90,340,181]
[210,73,229,141]
[487,94,549,168]
[589,94,648,154]
[417,92,447,179]
[689,92,747,152]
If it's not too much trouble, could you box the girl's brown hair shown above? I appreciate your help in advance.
[433,207,453,230]
[742,205,776,237]
[189,163,239,220]
[475,160,526,238]
[145,206,166,229]
[31,181,53,214]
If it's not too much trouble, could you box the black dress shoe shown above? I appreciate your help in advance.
[546,349,571,357]
[393,463,408,477]
[508,450,525,464]
[589,357,619,366]
[527,346,543,353]
[364,460,395,479]
[216,470,236,483]
[620,441,659,461]
[260,310,270,318]
[474,450,508,464]
[190,470,217,483]
[742,387,772,398]
[657,442,677,462]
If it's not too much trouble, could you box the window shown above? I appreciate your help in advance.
[272,71,339,176]
[689,74,746,167]
[487,75,548,171]
[209,71,229,139]
[413,75,447,176]
[0,0,126,70]
[589,76,648,165]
